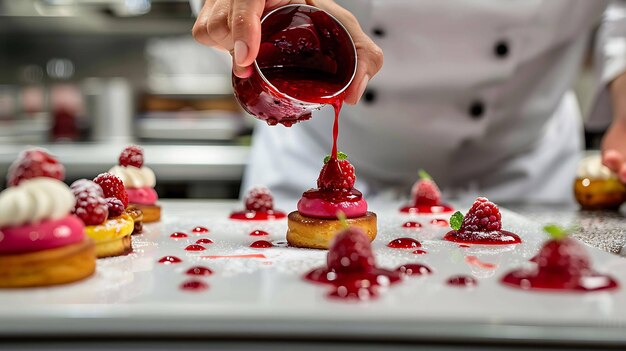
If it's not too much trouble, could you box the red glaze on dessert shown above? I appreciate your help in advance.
[158,256,182,264]
[191,226,209,234]
[400,170,454,214]
[250,230,269,236]
[230,187,287,221]
[0,215,85,254]
[304,227,402,300]
[250,240,274,248]
[185,244,206,252]
[444,197,522,245]
[501,226,618,292]
[170,232,188,239]
[387,238,422,249]
[195,238,213,245]
[447,275,478,287]
[180,280,208,292]
[126,187,158,205]
[395,263,433,277]
[186,266,213,276]
[402,221,422,229]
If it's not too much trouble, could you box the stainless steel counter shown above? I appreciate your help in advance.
[0,144,249,183]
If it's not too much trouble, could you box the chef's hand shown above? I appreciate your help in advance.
[192,0,383,105]
[603,72,626,183]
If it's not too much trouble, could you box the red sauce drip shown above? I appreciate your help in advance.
[301,188,362,203]
[250,240,274,248]
[501,270,619,292]
[430,219,449,227]
[459,244,470,248]
[185,244,206,252]
[180,280,208,292]
[191,226,209,234]
[304,267,402,300]
[447,275,478,287]
[158,256,182,264]
[229,210,287,221]
[170,232,188,239]
[195,238,213,245]
[387,238,422,249]
[250,230,269,236]
[402,221,422,229]
[444,230,522,245]
[395,263,433,276]
[399,204,454,215]
[185,266,213,276]
[413,249,428,255]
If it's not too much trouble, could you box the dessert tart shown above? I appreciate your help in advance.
[109,145,161,222]
[126,206,144,234]
[287,152,376,249]
[444,197,521,245]
[501,225,618,292]
[0,149,96,288]
[230,187,286,220]
[71,174,134,258]
[574,154,626,210]
[400,170,454,214]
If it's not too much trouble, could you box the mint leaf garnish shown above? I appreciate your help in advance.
[324,152,348,164]
[450,211,464,231]
[543,224,568,240]
[418,169,432,181]
[336,211,349,229]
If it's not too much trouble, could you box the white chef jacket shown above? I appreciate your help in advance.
[241,1,626,208]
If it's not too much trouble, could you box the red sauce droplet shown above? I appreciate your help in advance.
[191,226,209,234]
[250,230,269,236]
[413,249,428,255]
[180,280,208,292]
[250,240,274,248]
[229,210,287,221]
[185,244,206,251]
[399,204,454,214]
[158,256,182,264]
[447,275,478,287]
[459,244,470,248]
[305,267,402,301]
[430,219,449,227]
[185,266,213,276]
[387,238,422,249]
[444,230,522,245]
[395,263,432,276]
[170,232,188,238]
[196,238,214,245]
[402,221,422,229]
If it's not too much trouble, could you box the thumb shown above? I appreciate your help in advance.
[231,0,265,68]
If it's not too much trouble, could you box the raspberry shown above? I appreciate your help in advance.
[459,197,502,233]
[317,153,356,191]
[105,197,125,217]
[534,238,590,277]
[244,187,274,212]
[327,227,375,273]
[70,179,104,198]
[73,188,108,225]
[7,148,65,187]
[119,145,144,168]
[412,179,441,206]
[93,172,129,208]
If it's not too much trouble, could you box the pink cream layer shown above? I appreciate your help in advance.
[127,187,158,205]
[0,215,85,255]
[297,196,368,219]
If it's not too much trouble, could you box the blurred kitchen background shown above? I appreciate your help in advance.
[0,0,607,197]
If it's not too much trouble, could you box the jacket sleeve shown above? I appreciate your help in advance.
[588,1,626,130]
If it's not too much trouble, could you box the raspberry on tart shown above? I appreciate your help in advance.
[443,197,521,245]
[94,173,129,208]
[7,148,65,187]
[105,197,126,218]
[501,225,618,292]
[400,170,454,214]
[73,185,109,226]
[119,145,144,168]
[230,186,287,220]
[288,152,376,249]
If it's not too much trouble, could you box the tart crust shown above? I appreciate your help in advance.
[287,211,377,249]
[85,213,134,258]
[132,204,161,223]
[0,238,96,288]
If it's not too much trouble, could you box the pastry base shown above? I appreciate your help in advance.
[0,238,96,288]
[85,213,134,258]
[133,204,161,223]
[574,178,626,210]
[126,207,144,235]
[287,211,377,249]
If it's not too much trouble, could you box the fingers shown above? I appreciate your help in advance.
[603,149,626,182]
[191,0,217,46]
[230,0,266,68]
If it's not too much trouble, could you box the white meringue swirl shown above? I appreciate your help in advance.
[108,165,156,188]
[0,178,75,228]
[577,154,617,180]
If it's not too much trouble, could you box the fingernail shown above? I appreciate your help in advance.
[355,75,369,103]
[234,40,248,66]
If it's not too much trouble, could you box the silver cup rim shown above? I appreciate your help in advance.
[253,4,358,103]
